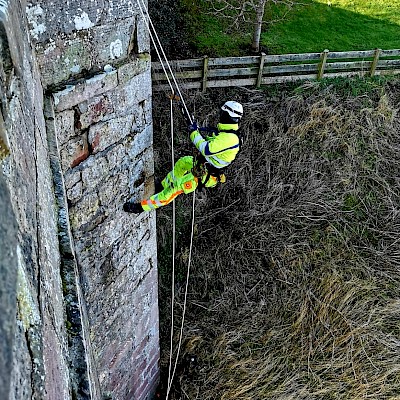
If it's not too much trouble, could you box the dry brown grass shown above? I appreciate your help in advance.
[153,77,400,400]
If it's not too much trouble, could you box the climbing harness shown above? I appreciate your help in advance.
[192,153,224,191]
[135,1,195,399]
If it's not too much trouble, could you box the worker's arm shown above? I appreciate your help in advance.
[190,126,223,158]
[189,128,209,156]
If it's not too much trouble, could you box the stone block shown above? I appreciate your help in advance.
[130,256,153,290]
[88,114,134,154]
[54,109,75,147]
[26,2,102,41]
[27,0,141,43]
[37,34,94,88]
[81,156,110,192]
[136,10,151,54]
[96,212,129,253]
[59,134,89,172]
[67,181,83,204]
[106,143,129,172]
[117,56,150,85]
[91,19,134,64]
[98,174,129,210]
[129,125,153,159]
[109,71,151,117]
[35,13,146,89]
[68,192,100,231]
[101,0,137,22]
[64,170,82,191]
[53,71,118,112]
[79,95,115,130]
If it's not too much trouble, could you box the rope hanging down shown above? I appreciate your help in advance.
[137,0,193,124]
[167,97,176,392]
[134,1,196,398]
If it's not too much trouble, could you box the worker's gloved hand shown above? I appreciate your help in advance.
[188,120,198,133]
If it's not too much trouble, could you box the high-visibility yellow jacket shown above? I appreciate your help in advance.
[190,123,240,169]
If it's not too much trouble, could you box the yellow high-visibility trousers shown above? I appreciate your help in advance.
[141,156,219,211]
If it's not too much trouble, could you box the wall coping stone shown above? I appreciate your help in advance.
[53,55,150,112]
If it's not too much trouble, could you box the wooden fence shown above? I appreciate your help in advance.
[152,48,400,92]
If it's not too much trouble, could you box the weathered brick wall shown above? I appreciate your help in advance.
[0,0,159,399]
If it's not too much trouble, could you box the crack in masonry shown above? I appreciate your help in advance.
[24,329,36,397]
[33,114,42,313]
[128,15,139,56]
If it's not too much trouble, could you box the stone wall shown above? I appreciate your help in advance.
[26,0,149,88]
[0,0,159,399]
[47,58,159,399]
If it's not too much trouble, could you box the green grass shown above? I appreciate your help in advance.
[181,0,400,56]
[180,0,251,56]
[264,0,400,54]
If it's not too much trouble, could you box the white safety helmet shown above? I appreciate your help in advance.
[221,101,243,121]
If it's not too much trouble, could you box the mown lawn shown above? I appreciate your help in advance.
[264,0,400,53]
[181,0,400,56]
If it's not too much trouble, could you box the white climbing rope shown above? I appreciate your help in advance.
[134,1,196,398]
[137,0,193,124]
[167,97,176,391]
[166,191,195,398]
[136,0,174,93]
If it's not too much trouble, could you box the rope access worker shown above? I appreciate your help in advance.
[123,100,244,214]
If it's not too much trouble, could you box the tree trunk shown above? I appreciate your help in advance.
[251,0,266,52]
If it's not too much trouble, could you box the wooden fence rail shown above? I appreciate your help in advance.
[152,48,400,92]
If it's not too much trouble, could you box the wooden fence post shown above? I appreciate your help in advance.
[370,48,381,77]
[256,52,267,88]
[317,49,329,79]
[151,48,400,91]
[202,55,209,93]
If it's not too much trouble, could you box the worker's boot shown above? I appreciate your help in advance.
[123,201,143,214]
[154,178,164,193]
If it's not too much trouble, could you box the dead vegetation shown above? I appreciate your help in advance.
[153,77,400,399]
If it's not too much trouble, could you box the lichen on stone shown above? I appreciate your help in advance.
[0,137,9,161]
[16,247,40,331]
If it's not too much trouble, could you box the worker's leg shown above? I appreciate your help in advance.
[141,167,198,212]
[141,185,184,211]
[123,183,180,213]
[142,172,198,211]
[123,156,196,214]
[162,156,194,188]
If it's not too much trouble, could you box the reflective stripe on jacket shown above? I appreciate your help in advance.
[190,123,240,169]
